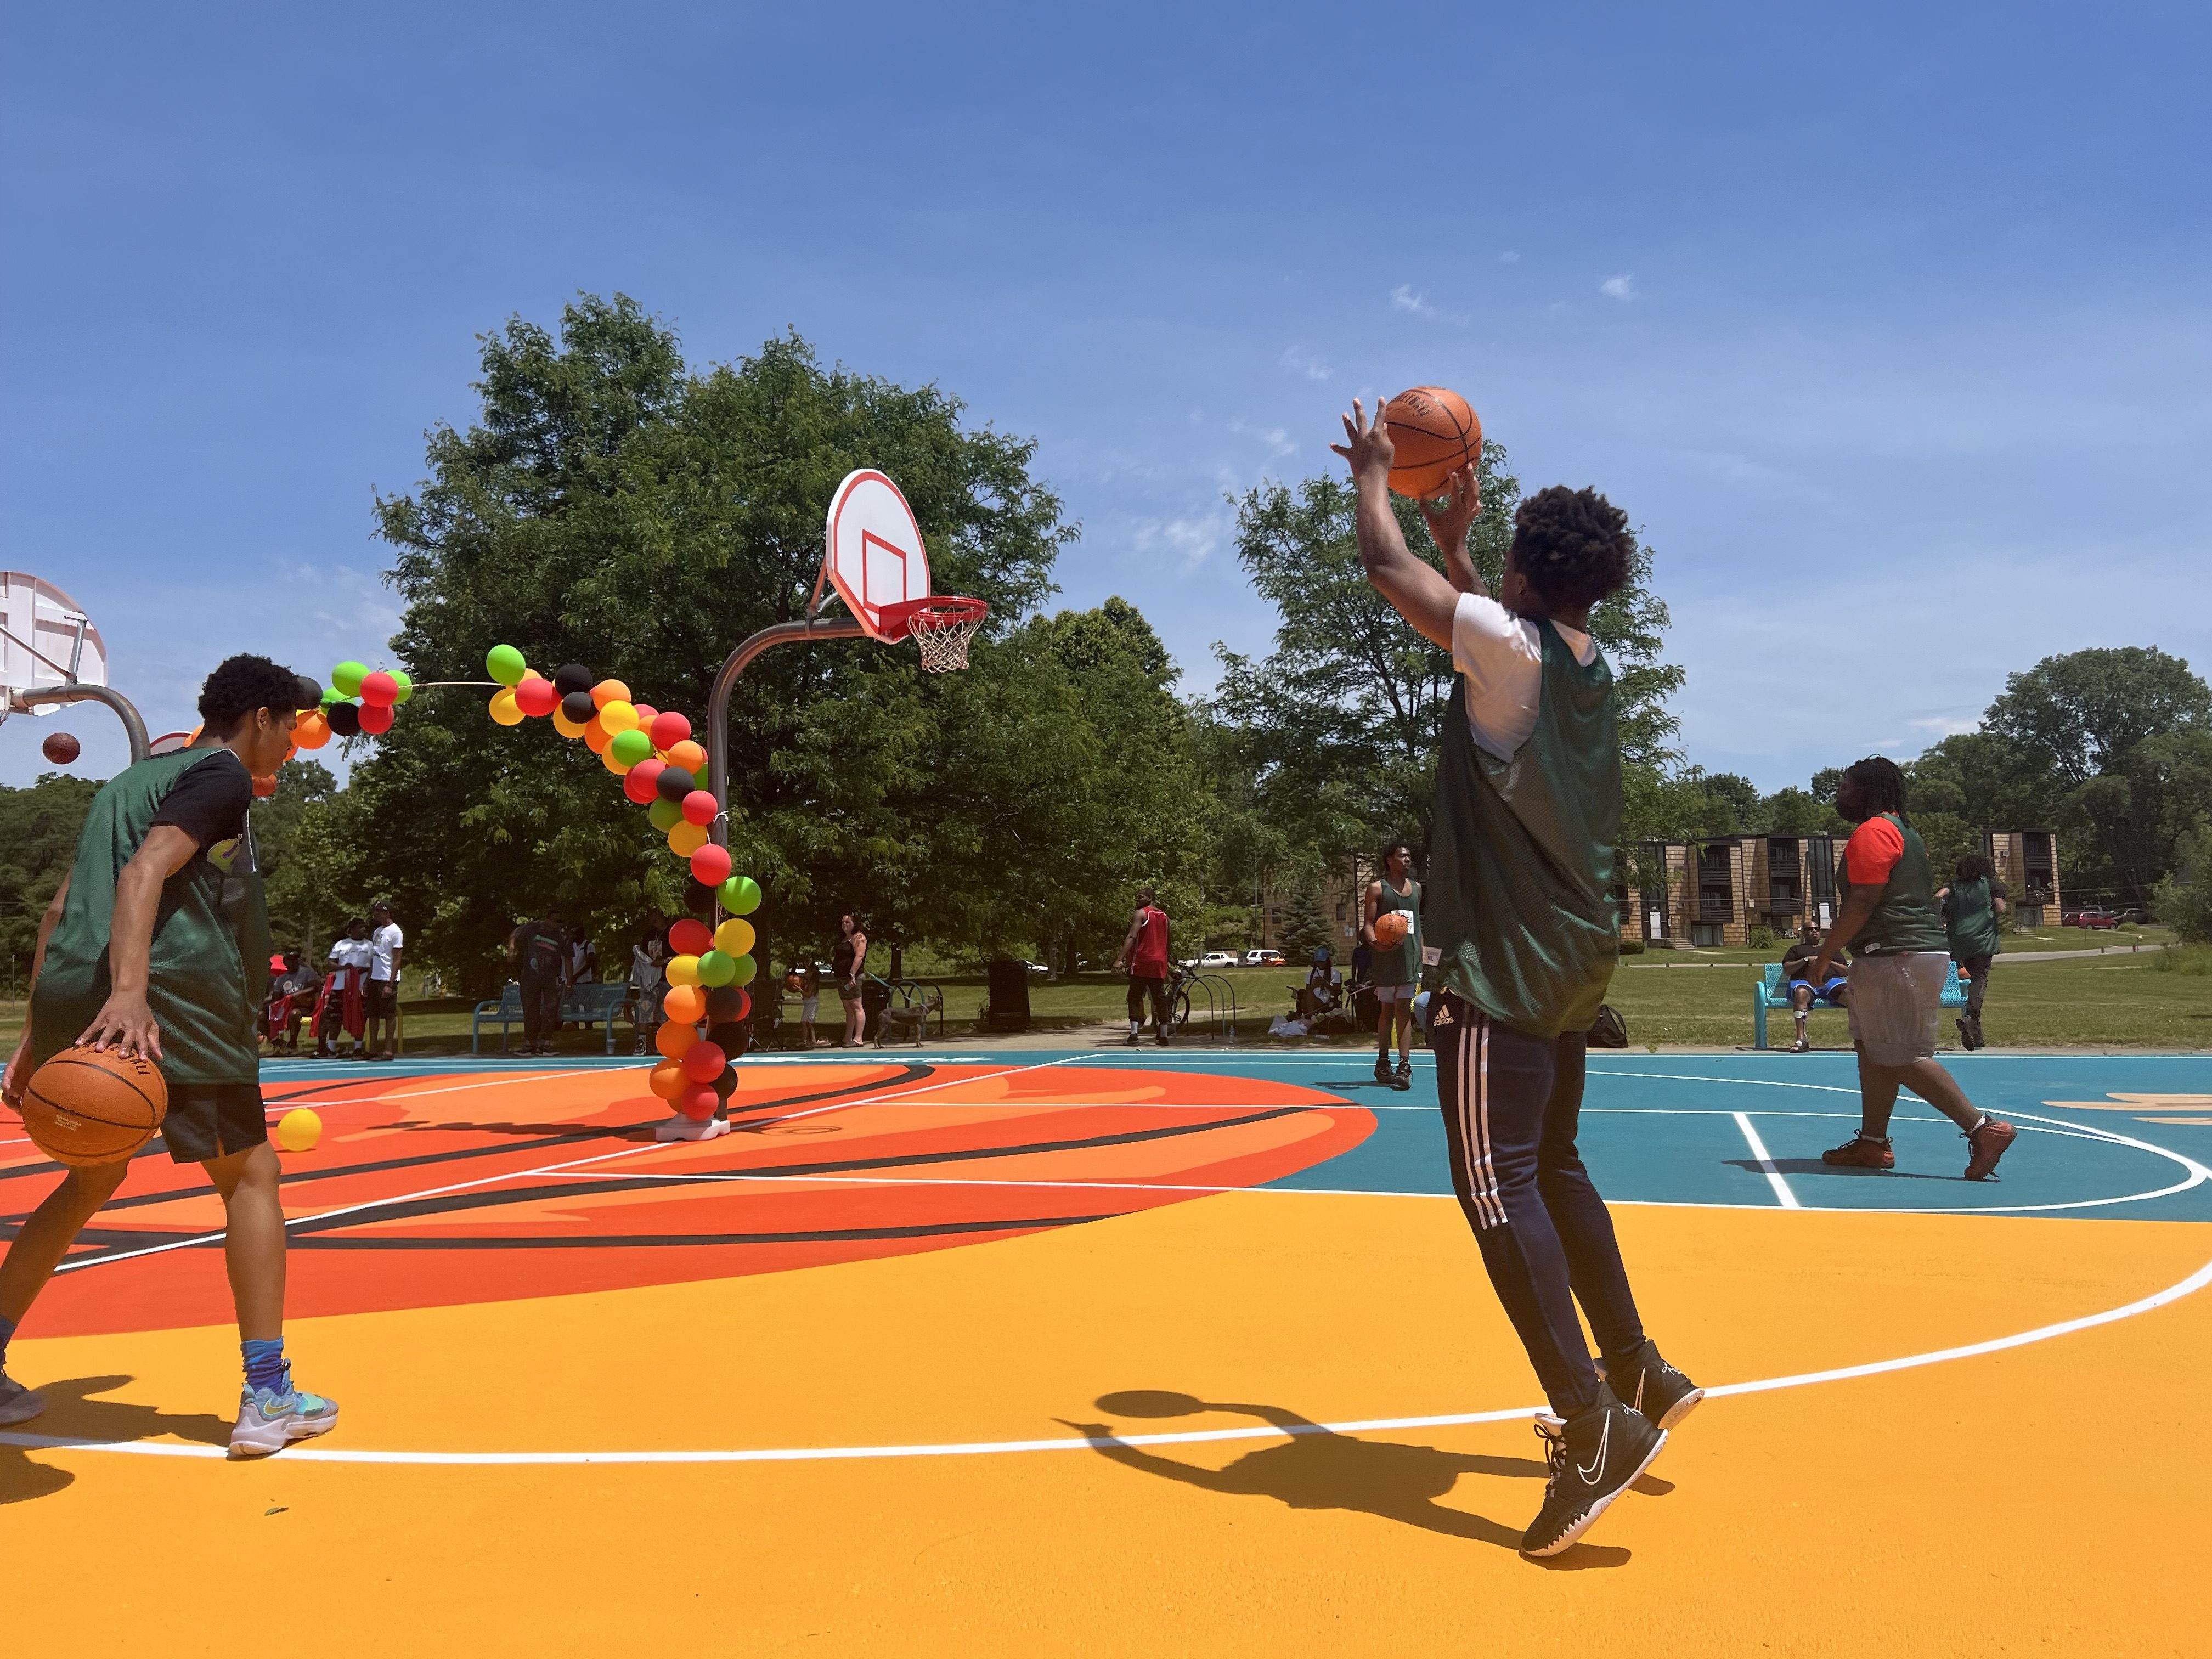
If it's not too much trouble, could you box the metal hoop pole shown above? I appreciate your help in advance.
[703,615,867,847]
[10,682,151,764]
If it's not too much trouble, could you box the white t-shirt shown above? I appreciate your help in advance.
[370,922,404,982]
[329,938,372,976]
[1450,591,1596,761]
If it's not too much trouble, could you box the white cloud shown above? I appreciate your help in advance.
[1131,514,1230,573]
[1499,250,1521,264]
[1278,345,1331,382]
[1391,284,1434,317]
[1228,417,1296,457]
[1600,274,1637,300]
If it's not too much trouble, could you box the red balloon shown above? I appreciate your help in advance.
[681,789,719,827]
[356,702,394,735]
[668,917,713,955]
[514,676,557,718]
[358,670,398,708]
[649,710,692,751]
[623,757,665,805]
[631,704,657,729]
[689,843,732,887]
[677,1082,719,1121]
[252,773,278,798]
[679,1040,727,1083]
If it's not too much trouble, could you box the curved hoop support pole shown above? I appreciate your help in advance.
[703,616,867,848]
[9,682,152,764]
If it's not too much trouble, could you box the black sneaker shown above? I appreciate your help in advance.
[1599,1339,1704,1431]
[1374,1054,1393,1084]
[1521,1386,1667,1557]
[1155,1027,1171,1047]
[1392,1056,1413,1092]
[1125,1031,1139,1047]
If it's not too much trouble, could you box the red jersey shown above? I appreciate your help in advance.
[1131,906,1170,977]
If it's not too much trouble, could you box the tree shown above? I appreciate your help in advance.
[352,297,1075,989]
[256,759,351,957]
[1274,870,1333,962]
[2153,822,2212,944]
[0,772,97,993]
[1983,647,2210,789]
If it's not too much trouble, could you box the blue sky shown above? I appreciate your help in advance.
[4,1,2208,788]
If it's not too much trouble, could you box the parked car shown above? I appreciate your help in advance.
[1197,951,1238,970]
[1020,960,1052,976]
[1242,949,1285,968]
[2061,908,2120,930]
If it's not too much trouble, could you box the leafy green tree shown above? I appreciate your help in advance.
[255,759,353,957]
[1760,786,1847,836]
[1983,647,2210,789]
[2153,822,2212,944]
[0,772,97,993]
[1274,870,1333,963]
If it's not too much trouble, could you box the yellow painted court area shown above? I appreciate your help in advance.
[7,1191,2209,1656]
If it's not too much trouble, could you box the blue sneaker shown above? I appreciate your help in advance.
[229,1382,340,1458]
[0,1369,44,1426]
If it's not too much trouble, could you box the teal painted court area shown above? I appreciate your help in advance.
[255,1048,2212,1224]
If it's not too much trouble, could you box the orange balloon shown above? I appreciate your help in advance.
[653,1020,698,1060]
[591,679,631,710]
[252,774,277,798]
[662,984,707,1024]
[648,1060,687,1101]
[294,712,331,751]
[664,738,707,775]
[584,718,613,754]
[601,744,629,774]
[552,708,589,740]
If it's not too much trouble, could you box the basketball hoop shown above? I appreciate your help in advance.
[880,596,988,673]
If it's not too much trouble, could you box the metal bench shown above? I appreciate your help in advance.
[1752,961,1967,1050]
[471,980,638,1054]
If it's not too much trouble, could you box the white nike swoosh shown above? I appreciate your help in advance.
[1577,1413,1611,1483]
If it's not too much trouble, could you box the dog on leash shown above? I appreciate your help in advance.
[876,989,944,1047]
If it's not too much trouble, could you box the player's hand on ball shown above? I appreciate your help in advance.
[1419,460,1482,553]
[79,994,163,1062]
[1330,398,1395,484]
[1,1039,31,1108]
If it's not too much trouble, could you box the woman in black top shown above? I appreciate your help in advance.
[832,913,867,1048]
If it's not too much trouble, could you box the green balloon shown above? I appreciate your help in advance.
[390,669,414,705]
[486,644,527,687]
[331,660,367,697]
[647,797,683,832]
[718,875,762,916]
[696,950,737,988]
[729,952,757,987]
[610,727,653,766]
[321,686,343,706]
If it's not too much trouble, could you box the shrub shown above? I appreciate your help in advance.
[2149,945,2212,976]
[1747,924,1780,951]
[2153,825,2212,946]
[1620,938,1646,955]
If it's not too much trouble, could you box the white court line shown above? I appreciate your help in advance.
[7,1248,2208,1467]
[1730,1111,1800,1209]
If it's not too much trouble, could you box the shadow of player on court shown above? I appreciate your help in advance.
[1724,1157,1964,1184]
[1057,1390,1633,1568]
[0,1373,232,1504]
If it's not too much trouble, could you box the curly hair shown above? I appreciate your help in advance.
[1509,485,1636,612]
[1955,853,1993,883]
[1842,755,1909,820]
[197,654,308,735]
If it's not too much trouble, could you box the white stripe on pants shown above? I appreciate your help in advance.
[1455,1011,1506,1228]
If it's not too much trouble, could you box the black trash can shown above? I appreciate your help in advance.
[985,959,1031,1032]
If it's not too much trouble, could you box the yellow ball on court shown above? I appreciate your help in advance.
[276,1109,322,1153]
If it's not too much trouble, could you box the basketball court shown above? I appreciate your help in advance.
[5,1046,2209,1656]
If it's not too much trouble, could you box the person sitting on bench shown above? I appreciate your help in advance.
[1780,927,1850,1053]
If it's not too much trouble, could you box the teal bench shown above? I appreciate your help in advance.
[472,980,638,1054]
[1752,961,1967,1050]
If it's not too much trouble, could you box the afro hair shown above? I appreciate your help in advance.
[197,654,309,736]
[1509,485,1636,613]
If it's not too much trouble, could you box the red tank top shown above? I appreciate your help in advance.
[1132,906,1169,975]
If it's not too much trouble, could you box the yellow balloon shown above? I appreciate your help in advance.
[489,690,524,727]
[552,708,590,739]
[600,699,638,733]
[667,953,701,988]
[668,821,709,857]
[276,1108,322,1153]
[713,917,755,956]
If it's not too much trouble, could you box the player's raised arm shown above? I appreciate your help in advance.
[1420,461,1485,597]
[1331,399,1459,651]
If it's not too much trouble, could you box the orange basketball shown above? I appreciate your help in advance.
[1383,386,1481,499]
[1373,911,1410,948]
[20,1046,167,1167]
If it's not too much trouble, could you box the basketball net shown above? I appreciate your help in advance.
[881,597,988,673]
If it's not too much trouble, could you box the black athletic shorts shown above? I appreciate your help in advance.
[159,1084,269,1164]
[364,979,399,1018]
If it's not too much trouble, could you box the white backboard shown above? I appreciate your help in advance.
[0,572,108,715]
[823,470,932,641]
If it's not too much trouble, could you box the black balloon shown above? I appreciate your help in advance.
[704,985,750,1022]
[655,765,695,803]
[325,701,363,737]
[292,675,323,710]
[554,663,594,697]
[711,1065,738,1101]
[682,878,718,916]
[707,1019,749,1057]
[560,691,597,725]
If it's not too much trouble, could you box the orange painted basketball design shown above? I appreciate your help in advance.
[1383,386,1481,499]
[1373,912,1410,948]
[21,1046,167,1167]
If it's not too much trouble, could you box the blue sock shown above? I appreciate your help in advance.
[241,1338,290,1396]
[0,1312,15,1372]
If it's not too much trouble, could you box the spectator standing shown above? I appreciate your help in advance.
[318,918,371,1058]
[1937,855,2007,1051]
[832,913,868,1048]
[365,900,404,1062]
[508,908,570,1057]
[1114,887,1173,1047]
[629,917,670,1057]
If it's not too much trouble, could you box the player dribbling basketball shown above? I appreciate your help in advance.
[0,656,340,1457]
[1336,400,1700,1556]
